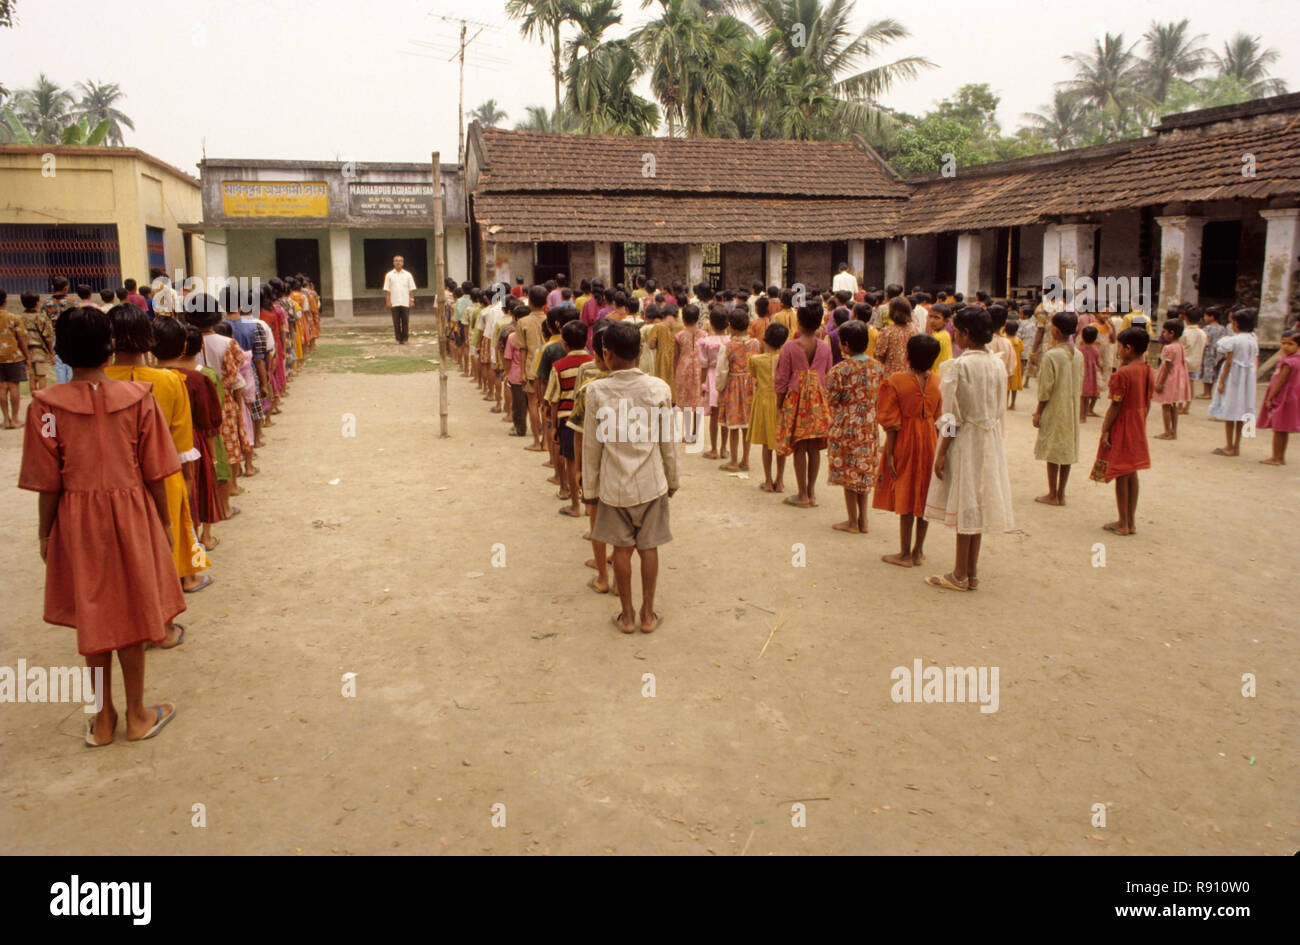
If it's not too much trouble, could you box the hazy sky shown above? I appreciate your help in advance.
[1,0,1296,175]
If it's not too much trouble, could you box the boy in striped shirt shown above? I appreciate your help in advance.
[545,319,594,517]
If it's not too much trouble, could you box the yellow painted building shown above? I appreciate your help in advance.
[0,145,205,296]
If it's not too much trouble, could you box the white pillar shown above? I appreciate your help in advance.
[1056,223,1097,304]
[687,244,704,286]
[204,227,228,282]
[954,232,982,297]
[847,239,866,280]
[1041,225,1060,291]
[328,228,353,321]
[765,241,784,286]
[1154,215,1205,316]
[884,238,906,287]
[593,242,613,283]
[1258,209,1300,346]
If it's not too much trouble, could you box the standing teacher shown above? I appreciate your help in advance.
[384,255,417,345]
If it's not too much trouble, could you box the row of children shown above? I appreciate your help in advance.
[15,281,317,746]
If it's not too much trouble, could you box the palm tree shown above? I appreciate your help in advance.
[1212,33,1288,97]
[1022,89,1089,150]
[563,0,659,135]
[1063,33,1146,140]
[11,73,74,144]
[1138,20,1209,104]
[74,80,134,146]
[738,0,931,137]
[634,0,747,137]
[469,99,508,128]
[506,0,579,118]
[719,33,784,138]
[514,104,579,132]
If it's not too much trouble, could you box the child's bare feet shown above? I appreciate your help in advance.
[612,612,637,634]
[1154,432,1174,440]
[558,505,581,517]
[718,463,741,472]
[1260,457,1285,465]
[832,521,860,533]
[127,702,177,741]
[881,552,912,567]
[702,450,719,459]
[772,480,784,493]
[1034,494,1063,505]
[910,551,925,567]
[546,475,561,485]
[1102,521,1133,536]
[639,610,661,633]
[1212,447,1238,456]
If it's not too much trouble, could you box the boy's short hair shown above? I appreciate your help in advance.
[21,291,41,310]
[1163,318,1184,340]
[115,286,129,301]
[905,332,941,372]
[764,321,790,349]
[1232,308,1257,332]
[727,308,750,332]
[54,306,115,367]
[528,284,548,308]
[838,319,870,355]
[1051,311,1077,337]
[1005,318,1020,335]
[124,278,137,292]
[852,301,873,321]
[1118,326,1150,354]
[560,319,587,348]
[930,303,951,321]
[987,303,1009,331]
[603,320,641,361]
[52,276,70,292]
[1081,324,1098,343]
[99,288,115,302]
[1184,305,1203,324]
[754,296,769,317]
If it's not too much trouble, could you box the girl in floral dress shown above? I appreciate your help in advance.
[775,303,833,509]
[698,307,730,460]
[673,304,705,442]
[715,308,760,471]
[826,320,884,532]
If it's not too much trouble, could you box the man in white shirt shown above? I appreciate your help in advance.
[383,256,418,345]
[832,262,858,296]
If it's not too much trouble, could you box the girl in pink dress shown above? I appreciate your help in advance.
[1258,329,1300,465]
[674,304,705,442]
[1153,319,1191,440]
[1079,325,1101,421]
[697,307,729,459]
[716,308,761,471]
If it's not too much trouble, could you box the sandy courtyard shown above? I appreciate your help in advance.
[2,321,1296,855]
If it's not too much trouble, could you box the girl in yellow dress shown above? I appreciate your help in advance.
[748,322,789,492]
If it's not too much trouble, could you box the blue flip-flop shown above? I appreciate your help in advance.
[184,575,214,594]
[130,704,177,742]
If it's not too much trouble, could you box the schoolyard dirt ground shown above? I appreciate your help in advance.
[1,317,1296,855]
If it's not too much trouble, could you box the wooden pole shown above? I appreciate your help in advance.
[432,153,448,438]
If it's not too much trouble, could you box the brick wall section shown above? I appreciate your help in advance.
[724,242,763,288]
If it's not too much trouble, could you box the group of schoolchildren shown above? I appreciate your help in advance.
[10,272,320,746]
[445,269,1300,612]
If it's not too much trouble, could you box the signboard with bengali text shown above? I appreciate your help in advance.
[221,181,329,218]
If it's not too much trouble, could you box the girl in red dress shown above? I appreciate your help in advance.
[19,307,180,745]
[1094,327,1154,536]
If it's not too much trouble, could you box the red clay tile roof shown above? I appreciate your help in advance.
[474,126,908,199]
[473,193,901,243]
[899,114,1300,235]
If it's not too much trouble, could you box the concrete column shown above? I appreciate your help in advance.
[884,238,906,287]
[1041,225,1060,291]
[1259,208,1300,346]
[954,232,982,297]
[204,227,228,282]
[328,228,353,321]
[765,241,784,286]
[686,244,704,286]
[593,241,613,283]
[848,239,866,280]
[1154,215,1205,316]
[1056,223,1098,304]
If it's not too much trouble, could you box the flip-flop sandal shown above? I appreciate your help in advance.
[967,578,979,590]
[129,703,177,742]
[587,577,610,594]
[154,624,186,650]
[227,506,242,518]
[783,496,812,508]
[926,573,969,591]
[84,713,117,748]
[611,614,636,634]
[201,537,221,551]
[184,574,214,594]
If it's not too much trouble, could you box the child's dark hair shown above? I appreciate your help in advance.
[905,332,940,372]
[213,320,233,338]
[727,308,750,332]
[852,301,873,322]
[1118,326,1150,355]
[764,321,789,349]
[1281,329,1300,344]
[54,306,114,367]
[1005,318,1020,336]
[754,296,769,318]
[888,297,912,326]
[108,303,154,353]
[682,303,700,326]
[797,302,822,334]
[987,303,1008,331]
[931,303,951,321]
[1163,318,1184,340]
[1184,305,1203,325]
[1081,324,1098,343]
[838,319,870,355]
[603,321,641,361]
[21,290,40,310]
[560,319,587,349]
[1051,311,1077,337]
[953,306,993,345]
[151,316,188,360]
[708,306,728,332]
[184,326,204,358]
[1231,308,1257,332]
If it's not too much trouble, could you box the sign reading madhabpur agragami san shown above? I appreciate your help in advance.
[221,181,329,218]
[348,182,435,219]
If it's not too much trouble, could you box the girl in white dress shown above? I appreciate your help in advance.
[1207,308,1259,457]
[924,307,1015,591]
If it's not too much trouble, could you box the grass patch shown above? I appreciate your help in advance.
[312,354,440,375]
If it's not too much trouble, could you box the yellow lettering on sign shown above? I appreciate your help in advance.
[221,181,329,218]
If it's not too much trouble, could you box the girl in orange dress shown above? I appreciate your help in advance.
[825,320,884,532]
[715,308,760,471]
[776,303,833,509]
[673,304,706,441]
[875,334,943,567]
[19,306,180,745]
[1093,327,1154,536]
